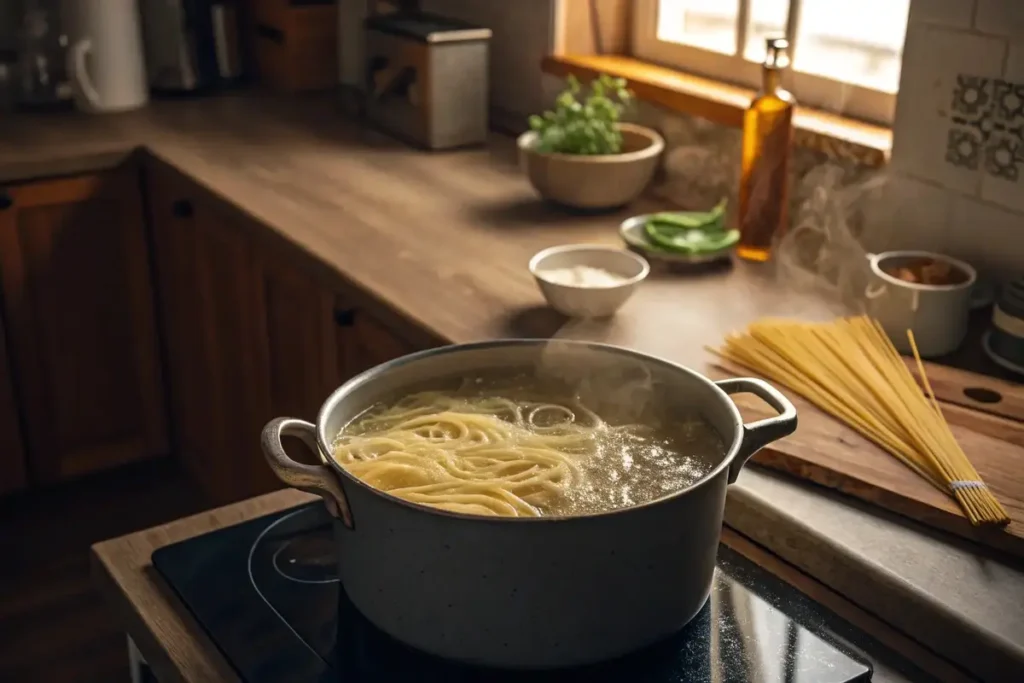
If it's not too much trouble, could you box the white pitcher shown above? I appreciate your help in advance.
[62,0,149,113]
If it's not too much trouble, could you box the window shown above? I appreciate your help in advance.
[633,0,910,124]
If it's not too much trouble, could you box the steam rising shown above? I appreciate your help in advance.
[777,164,887,311]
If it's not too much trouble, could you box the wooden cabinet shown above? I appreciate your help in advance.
[147,164,419,503]
[264,259,343,421]
[0,169,168,483]
[340,304,418,378]
[0,312,28,495]
[148,170,278,503]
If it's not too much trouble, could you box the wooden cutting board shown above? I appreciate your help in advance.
[709,364,1024,561]
[904,359,1024,424]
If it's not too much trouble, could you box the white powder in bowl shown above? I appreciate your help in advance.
[539,265,628,288]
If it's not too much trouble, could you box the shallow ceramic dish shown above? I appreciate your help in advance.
[619,214,734,266]
[529,244,649,318]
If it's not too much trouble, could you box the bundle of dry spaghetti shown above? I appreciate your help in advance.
[711,315,1009,526]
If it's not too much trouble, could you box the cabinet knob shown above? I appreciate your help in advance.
[0,191,12,210]
[172,199,194,218]
[334,309,357,327]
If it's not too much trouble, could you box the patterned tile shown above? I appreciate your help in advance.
[891,25,1004,194]
[947,74,1024,182]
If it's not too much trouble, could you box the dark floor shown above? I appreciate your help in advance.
[0,457,211,683]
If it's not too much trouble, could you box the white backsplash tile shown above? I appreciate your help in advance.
[1002,41,1024,81]
[949,195,1024,278]
[860,174,954,252]
[974,0,1024,38]
[891,24,1006,194]
[982,160,1024,212]
[908,0,976,29]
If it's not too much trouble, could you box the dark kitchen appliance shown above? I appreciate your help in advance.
[983,275,1024,376]
[139,0,243,93]
[153,502,878,683]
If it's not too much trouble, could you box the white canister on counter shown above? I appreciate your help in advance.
[864,250,977,358]
[62,0,148,113]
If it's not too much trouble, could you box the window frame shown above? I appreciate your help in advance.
[631,0,899,125]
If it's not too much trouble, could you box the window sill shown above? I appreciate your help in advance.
[542,54,891,168]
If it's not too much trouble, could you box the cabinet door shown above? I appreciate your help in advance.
[339,304,418,378]
[148,173,279,503]
[0,312,28,495]
[0,170,167,483]
[263,258,342,421]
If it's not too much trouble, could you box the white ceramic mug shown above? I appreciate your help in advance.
[864,250,977,358]
[62,0,149,113]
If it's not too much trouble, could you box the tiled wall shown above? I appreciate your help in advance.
[873,0,1024,278]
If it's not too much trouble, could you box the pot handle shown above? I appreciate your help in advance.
[261,417,354,528]
[716,378,798,484]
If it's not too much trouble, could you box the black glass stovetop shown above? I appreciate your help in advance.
[153,503,873,683]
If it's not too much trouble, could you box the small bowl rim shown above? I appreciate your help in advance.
[516,123,666,164]
[868,250,977,292]
[529,244,651,288]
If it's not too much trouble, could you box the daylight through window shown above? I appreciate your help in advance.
[633,0,911,123]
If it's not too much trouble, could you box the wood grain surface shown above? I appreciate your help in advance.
[0,166,168,482]
[710,362,1024,561]
[1,93,830,361]
[905,359,1024,425]
[0,93,1006,681]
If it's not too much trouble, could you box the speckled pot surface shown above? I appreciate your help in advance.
[262,340,796,669]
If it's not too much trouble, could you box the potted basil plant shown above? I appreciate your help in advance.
[518,74,664,210]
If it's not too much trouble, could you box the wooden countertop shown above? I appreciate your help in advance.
[0,93,831,366]
[3,94,1004,681]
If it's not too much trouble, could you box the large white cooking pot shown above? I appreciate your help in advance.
[261,340,796,669]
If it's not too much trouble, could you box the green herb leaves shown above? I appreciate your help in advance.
[528,74,632,156]
[642,199,739,255]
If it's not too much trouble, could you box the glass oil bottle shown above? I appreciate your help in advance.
[738,38,795,262]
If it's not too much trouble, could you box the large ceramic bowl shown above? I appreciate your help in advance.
[518,123,665,210]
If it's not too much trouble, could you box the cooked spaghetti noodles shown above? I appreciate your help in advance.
[331,386,720,518]
[711,315,1009,526]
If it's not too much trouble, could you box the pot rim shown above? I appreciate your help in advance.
[517,123,666,164]
[315,339,745,524]
[868,250,977,292]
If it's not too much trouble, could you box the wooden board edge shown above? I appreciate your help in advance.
[88,490,317,683]
[749,450,1024,563]
[90,542,240,683]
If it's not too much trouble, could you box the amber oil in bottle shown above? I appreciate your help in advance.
[738,38,795,262]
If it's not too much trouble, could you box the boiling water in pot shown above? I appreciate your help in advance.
[330,372,724,518]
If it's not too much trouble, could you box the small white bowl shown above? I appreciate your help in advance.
[529,244,649,318]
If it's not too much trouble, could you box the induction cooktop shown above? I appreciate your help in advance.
[153,502,874,683]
